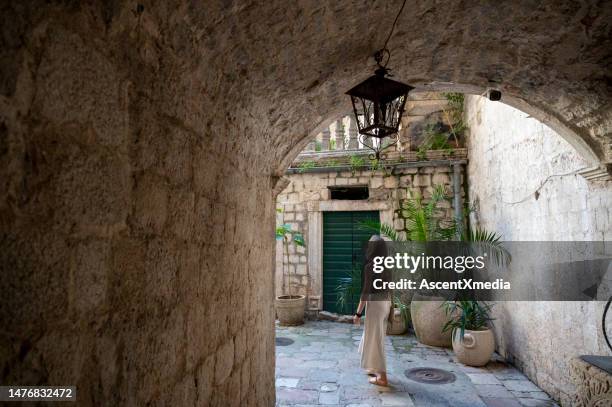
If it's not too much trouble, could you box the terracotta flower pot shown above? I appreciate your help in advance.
[452,329,495,367]
[410,293,452,347]
[275,295,306,326]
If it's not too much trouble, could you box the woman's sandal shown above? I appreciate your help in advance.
[368,376,389,386]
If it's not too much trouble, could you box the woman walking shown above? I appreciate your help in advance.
[353,235,392,386]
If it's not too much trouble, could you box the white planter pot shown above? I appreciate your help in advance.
[275,295,306,326]
[387,307,407,335]
[452,329,495,367]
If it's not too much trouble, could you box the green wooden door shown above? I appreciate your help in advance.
[322,210,380,314]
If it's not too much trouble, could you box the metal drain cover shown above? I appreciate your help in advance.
[405,367,456,384]
[275,337,294,346]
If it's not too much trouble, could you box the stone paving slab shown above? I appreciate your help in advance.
[467,373,503,385]
[276,321,557,407]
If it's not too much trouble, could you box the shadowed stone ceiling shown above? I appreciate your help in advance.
[178,0,612,173]
[2,1,610,173]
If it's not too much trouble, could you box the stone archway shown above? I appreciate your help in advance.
[0,1,610,406]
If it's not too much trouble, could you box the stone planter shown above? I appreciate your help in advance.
[410,293,451,347]
[452,329,495,367]
[276,295,306,326]
[387,307,407,335]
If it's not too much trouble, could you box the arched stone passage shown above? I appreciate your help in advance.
[0,1,610,406]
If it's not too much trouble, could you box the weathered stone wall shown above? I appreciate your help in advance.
[0,3,274,406]
[465,95,612,405]
[1,1,611,405]
[275,164,461,304]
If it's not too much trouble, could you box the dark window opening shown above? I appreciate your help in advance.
[329,186,369,200]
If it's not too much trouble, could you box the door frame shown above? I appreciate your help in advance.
[307,200,394,311]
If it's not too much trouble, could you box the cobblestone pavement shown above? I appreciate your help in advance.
[276,321,558,407]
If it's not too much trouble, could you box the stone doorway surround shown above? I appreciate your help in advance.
[306,200,394,311]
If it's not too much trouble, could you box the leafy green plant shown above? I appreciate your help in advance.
[359,185,454,242]
[367,158,393,176]
[444,92,464,111]
[326,159,340,167]
[462,227,511,267]
[442,92,467,146]
[335,263,362,314]
[296,160,316,173]
[358,184,510,264]
[357,182,508,337]
[401,185,456,241]
[349,154,366,174]
[415,92,467,158]
[314,141,322,152]
[416,124,454,160]
[276,223,305,298]
[392,293,411,326]
[443,301,494,341]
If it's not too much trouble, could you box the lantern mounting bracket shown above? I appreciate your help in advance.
[374,49,391,71]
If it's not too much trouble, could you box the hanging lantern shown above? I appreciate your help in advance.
[346,52,413,161]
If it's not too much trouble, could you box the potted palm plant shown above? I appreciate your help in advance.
[399,185,457,346]
[359,184,509,347]
[275,223,306,326]
[443,301,495,366]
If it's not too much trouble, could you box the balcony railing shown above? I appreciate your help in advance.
[302,115,364,153]
[291,114,467,173]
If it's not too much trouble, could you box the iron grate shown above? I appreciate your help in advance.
[404,367,456,384]
[275,337,295,346]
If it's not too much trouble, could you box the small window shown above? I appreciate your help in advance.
[329,186,369,200]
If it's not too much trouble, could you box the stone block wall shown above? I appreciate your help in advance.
[0,3,275,406]
[275,164,463,303]
[276,199,310,297]
[465,95,612,405]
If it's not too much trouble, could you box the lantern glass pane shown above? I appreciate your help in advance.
[351,93,406,138]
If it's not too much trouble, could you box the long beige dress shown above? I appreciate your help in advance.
[358,299,391,373]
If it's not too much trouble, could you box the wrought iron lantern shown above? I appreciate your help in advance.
[345,0,411,161]
[346,51,413,161]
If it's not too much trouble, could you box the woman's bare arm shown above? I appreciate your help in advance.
[353,300,365,325]
[356,300,364,315]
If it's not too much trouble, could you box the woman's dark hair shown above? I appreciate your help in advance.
[362,235,391,299]
[365,235,388,264]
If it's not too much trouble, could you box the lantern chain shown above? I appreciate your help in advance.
[377,0,407,69]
